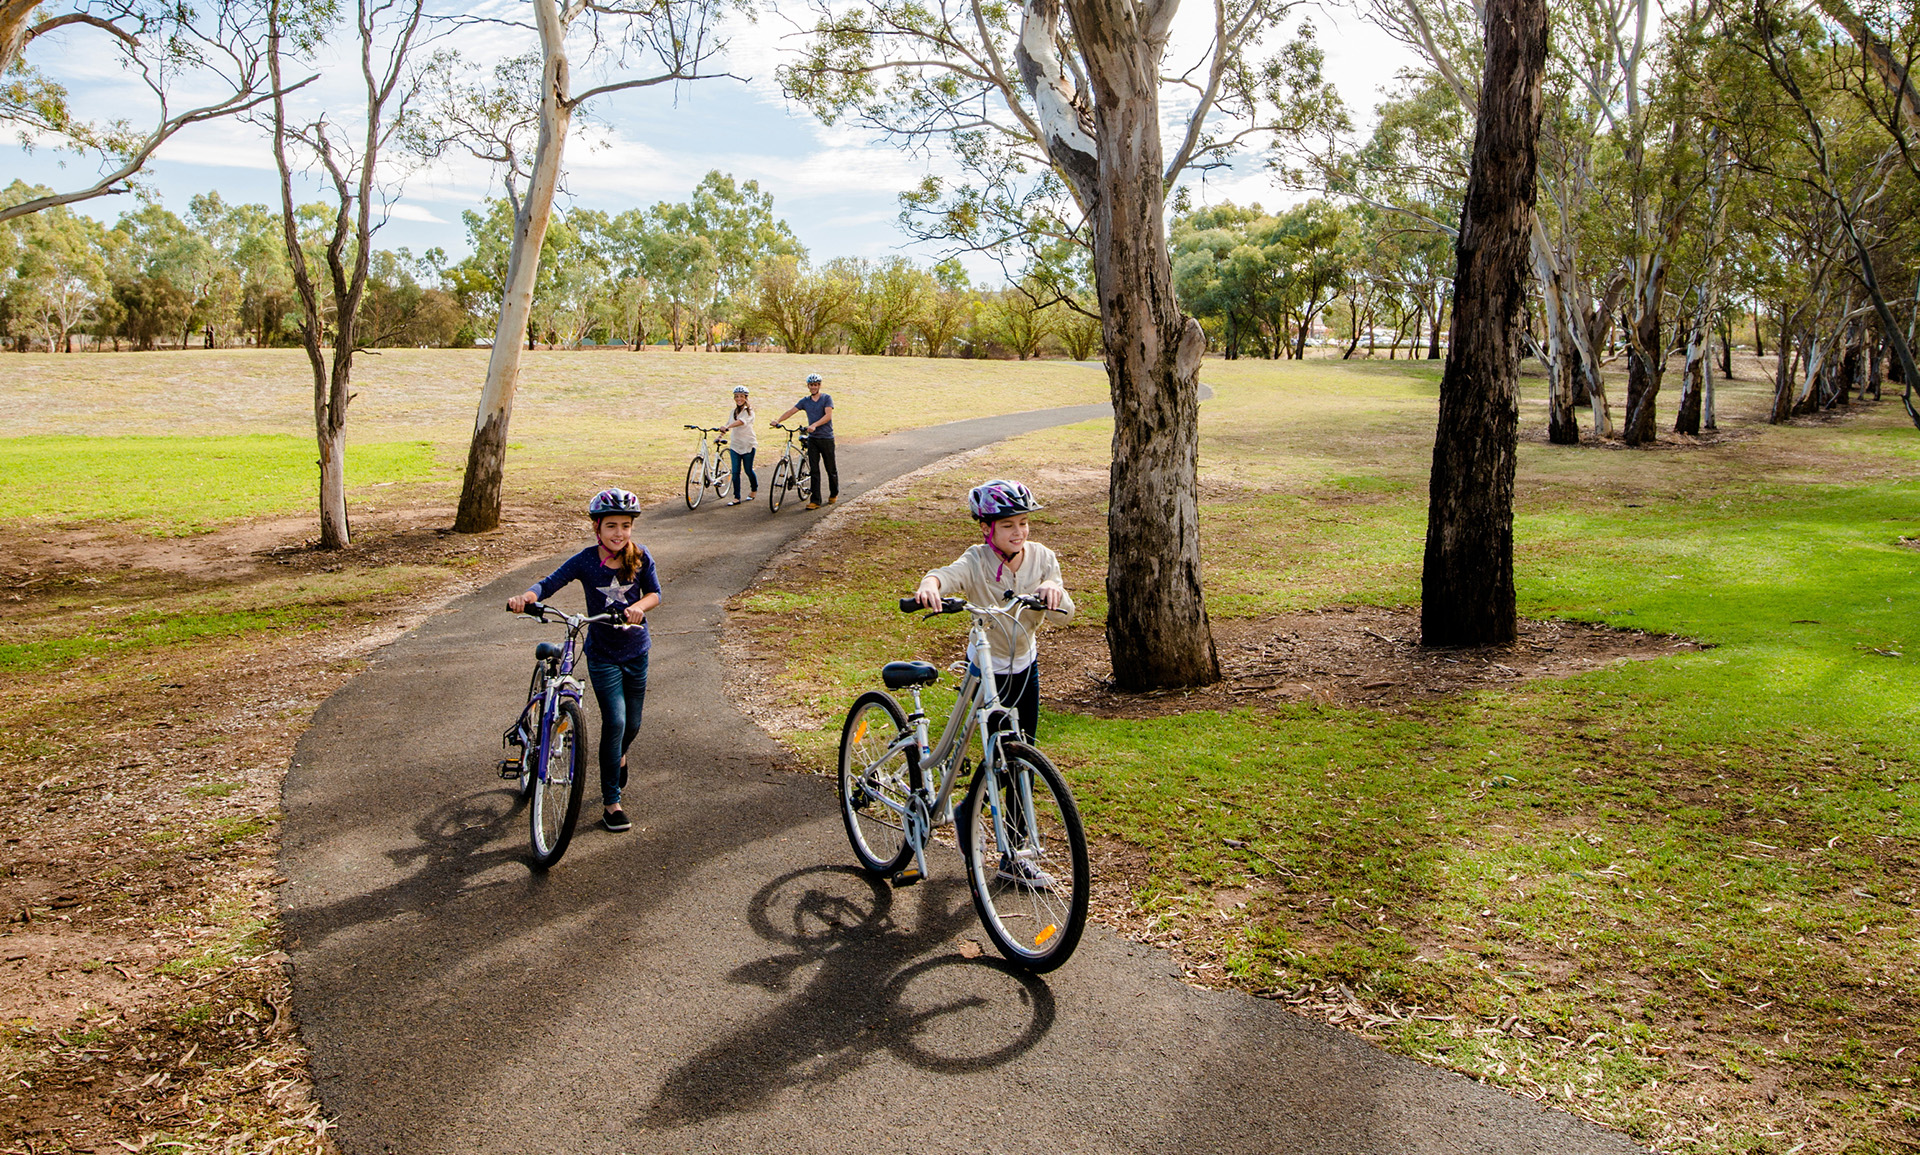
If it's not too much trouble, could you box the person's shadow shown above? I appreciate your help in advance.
[640,865,1056,1127]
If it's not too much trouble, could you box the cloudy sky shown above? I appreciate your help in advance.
[5,2,1419,276]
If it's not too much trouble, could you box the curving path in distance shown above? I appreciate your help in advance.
[281,396,1647,1154]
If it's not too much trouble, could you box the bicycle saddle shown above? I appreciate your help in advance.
[881,661,939,689]
[535,642,562,662]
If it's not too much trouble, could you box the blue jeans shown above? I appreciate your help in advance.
[731,447,758,496]
[586,651,648,807]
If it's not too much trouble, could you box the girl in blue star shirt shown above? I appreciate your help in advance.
[507,488,661,832]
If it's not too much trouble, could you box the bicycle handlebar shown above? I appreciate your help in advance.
[520,601,633,628]
[898,590,1050,616]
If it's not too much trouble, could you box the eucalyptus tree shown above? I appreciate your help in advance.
[450,0,730,534]
[0,0,294,223]
[1717,0,1920,427]
[783,0,1345,688]
[916,259,979,356]
[267,0,434,549]
[841,257,930,355]
[652,171,805,349]
[747,255,853,353]
[1421,0,1548,647]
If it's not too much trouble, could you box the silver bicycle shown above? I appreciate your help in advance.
[683,424,732,509]
[837,591,1090,972]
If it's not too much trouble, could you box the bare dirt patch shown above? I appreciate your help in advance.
[1046,606,1706,716]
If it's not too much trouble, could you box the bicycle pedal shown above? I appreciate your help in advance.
[498,759,523,779]
[890,864,924,888]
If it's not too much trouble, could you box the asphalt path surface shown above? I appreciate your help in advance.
[282,400,1648,1154]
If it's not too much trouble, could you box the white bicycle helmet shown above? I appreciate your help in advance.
[588,488,642,519]
[967,479,1041,521]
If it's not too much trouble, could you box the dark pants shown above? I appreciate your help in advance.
[993,662,1041,741]
[807,436,839,503]
[586,651,648,807]
[731,447,758,496]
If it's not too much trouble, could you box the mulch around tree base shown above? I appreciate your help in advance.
[1045,606,1706,717]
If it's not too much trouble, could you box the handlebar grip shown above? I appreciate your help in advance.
[898,597,921,613]
[522,601,547,617]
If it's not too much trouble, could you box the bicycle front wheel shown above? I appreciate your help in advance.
[768,457,792,512]
[529,702,586,869]
[958,740,1089,972]
[838,691,917,875]
[685,457,706,509]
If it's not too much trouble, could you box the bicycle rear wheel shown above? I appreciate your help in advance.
[714,464,731,500]
[957,740,1088,972]
[838,691,917,875]
[768,457,792,512]
[529,702,586,869]
[684,457,705,509]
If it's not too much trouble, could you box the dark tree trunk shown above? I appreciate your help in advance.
[1623,276,1664,445]
[1420,0,1545,648]
[1869,330,1884,399]
[1770,308,1796,423]
[1720,314,1735,377]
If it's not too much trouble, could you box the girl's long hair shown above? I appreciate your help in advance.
[732,399,752,421]
[613,541,641,583]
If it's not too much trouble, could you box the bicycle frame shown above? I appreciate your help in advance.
[516,604,620,776]
[870,599,1033,880]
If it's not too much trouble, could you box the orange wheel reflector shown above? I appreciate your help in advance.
[854,719,868,743]
[1035,923,1057,946]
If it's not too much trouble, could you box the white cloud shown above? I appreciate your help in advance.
[384,203,450,223]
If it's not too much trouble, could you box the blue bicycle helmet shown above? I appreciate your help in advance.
[588,488,642,519]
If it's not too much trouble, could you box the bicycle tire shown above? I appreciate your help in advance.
[838,691,918,875]
[957,740,1088,972]
[769,457,792,512]
[529,701,586,869]
[684,457,705,510]
[714,463,731,500]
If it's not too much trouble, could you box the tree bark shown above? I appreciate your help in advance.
[455,0,573,533]
[1055,0,1219,689]
[1420,0,1545,648]
[1622,256,1665,445]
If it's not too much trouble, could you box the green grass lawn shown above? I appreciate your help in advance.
[0,348,1110,525]
[0,434,443,533]
[731,356,1920,1154]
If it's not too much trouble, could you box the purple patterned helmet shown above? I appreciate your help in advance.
[587,488,641,519]
[967,479,1041,522]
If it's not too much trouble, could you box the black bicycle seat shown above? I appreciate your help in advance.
[535,642,562,662]
[881,661,939,689]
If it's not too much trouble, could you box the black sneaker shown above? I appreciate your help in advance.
[603,808,632,833]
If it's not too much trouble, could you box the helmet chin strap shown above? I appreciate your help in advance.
[985,524,1019,583]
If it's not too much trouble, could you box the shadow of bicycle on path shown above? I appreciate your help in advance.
[640,865,1055,1128]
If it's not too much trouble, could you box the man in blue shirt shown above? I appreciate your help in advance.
[774,372,839,509]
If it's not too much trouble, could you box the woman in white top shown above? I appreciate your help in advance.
[913,479,1074,739]
[722,385,758,505]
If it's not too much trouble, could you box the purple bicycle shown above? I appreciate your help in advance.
[499,601,621,869]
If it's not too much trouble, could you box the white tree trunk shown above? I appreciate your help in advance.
[455,0,574,533]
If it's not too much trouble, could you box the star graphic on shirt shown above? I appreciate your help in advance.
[597,577,634,605]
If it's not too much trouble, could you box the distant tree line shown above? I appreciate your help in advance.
[0,169,1106,361]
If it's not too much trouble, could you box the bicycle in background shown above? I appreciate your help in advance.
[765,422,813,513]
[500,601,623,868]
[836,591,1090,972]
[683,425,732,509]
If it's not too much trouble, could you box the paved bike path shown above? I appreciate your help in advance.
[281,400,1647,1154]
